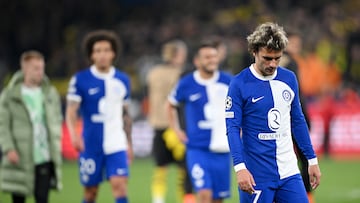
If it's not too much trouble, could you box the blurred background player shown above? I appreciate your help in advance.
[147,40,194,203]
[66,30,132,203]
[206,36,231,74]
[279,30,315,203]
[0,50,62,203]
[167,41,232,203]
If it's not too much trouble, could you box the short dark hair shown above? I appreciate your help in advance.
[203,35,225,49]
[194,40,218,57]
[82,30,121,61]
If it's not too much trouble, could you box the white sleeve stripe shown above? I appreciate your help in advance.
[308,157,318,166]
[234,163,247,172]
[67,94,82,102]
[168,96,179,106]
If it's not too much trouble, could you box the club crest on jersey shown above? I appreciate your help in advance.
[282,90,292,102]
[225,96,232,110]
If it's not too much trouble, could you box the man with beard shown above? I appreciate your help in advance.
[167,42,232,203]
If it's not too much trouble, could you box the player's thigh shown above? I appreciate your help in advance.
[105,151,129,179]
[239,182,276,203]
[186,149,211,192]
[275,174,309,203]
[210,153,231,199]
[79,152,104,186]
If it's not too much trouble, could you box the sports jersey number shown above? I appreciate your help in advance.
[253,190,262,203]
[91,97,106,123]
[268,108,281,131]
[79,157,96,175]
[191,163,205,188]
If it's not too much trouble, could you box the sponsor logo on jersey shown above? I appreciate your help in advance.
[268,108,281,131]
[88,87,100,95]
[251,96,264,103]
[258,132,289,140]
[189,93,202,101]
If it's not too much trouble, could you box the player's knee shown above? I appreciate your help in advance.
[110,176,128,197]
[84,187,98,201]
[197,189,212,203]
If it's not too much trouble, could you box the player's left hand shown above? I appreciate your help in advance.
[308,164,321,189]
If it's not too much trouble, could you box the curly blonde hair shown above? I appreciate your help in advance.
[247,22,288,53]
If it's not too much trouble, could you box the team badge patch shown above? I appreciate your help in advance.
[225,96,232,110]
[282,90,292,102]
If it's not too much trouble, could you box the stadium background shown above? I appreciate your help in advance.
[1,0,360,202]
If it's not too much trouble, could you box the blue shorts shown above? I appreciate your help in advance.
[78,150,129,186]
[239,174,308,203]
[186,148,231,199]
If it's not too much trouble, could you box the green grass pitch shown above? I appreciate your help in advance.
[1,158,360,203]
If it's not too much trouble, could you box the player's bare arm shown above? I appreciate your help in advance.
[123,105,132,142]
[166,101,188,143]
[123,104,133,162]
[65,100,83,152]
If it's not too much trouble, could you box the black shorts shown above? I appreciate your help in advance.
[152,129,185,166]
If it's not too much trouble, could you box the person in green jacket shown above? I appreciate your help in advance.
[0,50,62,203]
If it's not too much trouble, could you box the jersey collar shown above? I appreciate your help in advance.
[249,64,277,81]
[90,65,115,79]
[193,70,220,85]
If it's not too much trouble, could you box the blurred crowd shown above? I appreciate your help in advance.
[0,0,359,113]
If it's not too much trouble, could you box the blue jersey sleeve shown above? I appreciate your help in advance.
[290,74,317,160]
[67,74,83,102]
[122,74,131,101]
[168,79,186,106]
[226,78,246,170]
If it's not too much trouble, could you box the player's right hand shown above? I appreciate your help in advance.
[174,129,188,143]
[237,169,256,194]
[7,150,19,165]
[72,135,84,152]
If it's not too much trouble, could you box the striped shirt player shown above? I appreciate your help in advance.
[226,65,318,201]
[67,65,131,186]
[226,22,321,203]
[168,70,232,200]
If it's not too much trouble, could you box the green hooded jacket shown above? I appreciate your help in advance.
[0,71,62,195]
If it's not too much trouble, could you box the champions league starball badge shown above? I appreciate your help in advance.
[225,96,232,110]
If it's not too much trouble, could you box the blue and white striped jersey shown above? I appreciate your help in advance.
[169,70,232,152]
[226,64,317,182]
[67,66,131,155]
